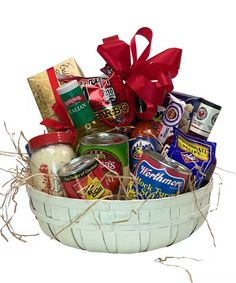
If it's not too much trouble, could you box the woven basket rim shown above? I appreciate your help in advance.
[26,179,213,204]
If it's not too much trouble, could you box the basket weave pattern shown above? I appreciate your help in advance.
[27,181,213,253]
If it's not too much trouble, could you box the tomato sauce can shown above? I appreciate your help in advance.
[128,151,190,199]
[78,133,129,193]
[57,155,111,199]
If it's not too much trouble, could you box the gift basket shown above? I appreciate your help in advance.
[27,182,213,253]
[1,27,220,253]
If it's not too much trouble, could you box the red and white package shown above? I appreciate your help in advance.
[58,73,134,127]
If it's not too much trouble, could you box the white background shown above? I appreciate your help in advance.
[0,0,235,282]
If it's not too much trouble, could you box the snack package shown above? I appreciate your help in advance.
[171,91,200,133]
[58,73,134,127]
[27,58,83,121]
[167,128,216,188]
[156,94,186,144]
[152,92,200,133]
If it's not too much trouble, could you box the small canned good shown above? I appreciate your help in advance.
[78,132,129,193]
[57,155,111,199]
[188,98,221,140]
[128,151,190,199]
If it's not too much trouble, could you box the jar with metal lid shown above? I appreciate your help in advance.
[28,132,76,196]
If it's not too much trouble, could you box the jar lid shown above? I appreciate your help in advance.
[56,80,79,95]
[28,132,72,151]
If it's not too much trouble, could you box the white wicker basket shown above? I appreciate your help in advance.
[26,180,213,253]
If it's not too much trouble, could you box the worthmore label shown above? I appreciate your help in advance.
[129,160,186,199]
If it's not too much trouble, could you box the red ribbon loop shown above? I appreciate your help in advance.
[130,27,153,65]
[40,68,76,145]
[97,27,182,120]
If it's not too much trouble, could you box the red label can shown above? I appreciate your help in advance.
[57,155,111,199]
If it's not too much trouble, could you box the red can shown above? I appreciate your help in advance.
[57,155,111,199]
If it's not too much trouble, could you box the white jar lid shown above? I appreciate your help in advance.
[57,80,79,95]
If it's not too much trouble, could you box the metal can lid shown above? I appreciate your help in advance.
[79,132,129,146]
[164,155,190,173]
[57,154,97,177]
[28,132,72,151]
[199,98,222,110]
[144,150,190,174]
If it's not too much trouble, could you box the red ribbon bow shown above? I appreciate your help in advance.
[40,67,76,145]
[97,27,182,120]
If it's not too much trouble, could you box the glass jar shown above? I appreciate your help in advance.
[28,132,76,196]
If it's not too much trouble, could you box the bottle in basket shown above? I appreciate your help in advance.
[57,80,110,142]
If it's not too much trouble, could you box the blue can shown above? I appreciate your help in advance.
[128,151,190,199]
[129,137,161,173]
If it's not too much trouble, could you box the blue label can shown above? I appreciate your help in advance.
[129,137,161,173]
[128,151,190,199]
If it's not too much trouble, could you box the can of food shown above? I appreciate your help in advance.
[128,151,190,199]
[57,155,111,199]
[188,98,221,140]
[78,132,129,193]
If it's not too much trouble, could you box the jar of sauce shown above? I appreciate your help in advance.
[28,132,76,196]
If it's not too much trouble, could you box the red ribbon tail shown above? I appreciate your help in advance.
[40,118,68,130]
[97,35,131,77]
